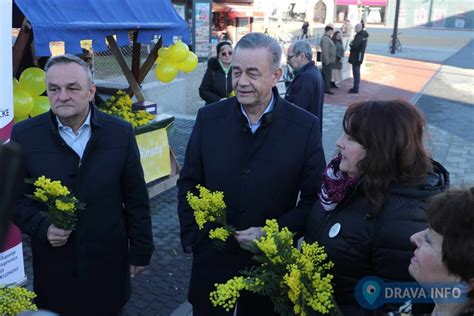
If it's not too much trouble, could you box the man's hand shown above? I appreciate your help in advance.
[47,224,72,247]
[130,265,147,278]
[235,227,264,245]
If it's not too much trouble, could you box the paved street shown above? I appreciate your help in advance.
[21,33,473,316]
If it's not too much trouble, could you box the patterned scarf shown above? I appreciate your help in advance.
[320,154,359,211]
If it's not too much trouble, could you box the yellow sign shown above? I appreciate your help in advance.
[136,128,171,183]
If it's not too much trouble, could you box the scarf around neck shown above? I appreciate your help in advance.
[320,154,359,211]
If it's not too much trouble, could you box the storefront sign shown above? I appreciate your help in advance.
[193,1,212,60]
[136,128,171,183]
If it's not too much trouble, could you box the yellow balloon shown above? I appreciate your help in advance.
[154,61,178,83]
[31,96,51,117]
[158,47,170,59]
[13,78,21,91]
[14,89,34,117]
[19,67,46,97]
[169,41,190,63]
[156,56,165,64]
[14,114,29,123]
[175,52,198,73]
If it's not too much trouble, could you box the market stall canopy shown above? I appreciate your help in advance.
[15,0,190,56]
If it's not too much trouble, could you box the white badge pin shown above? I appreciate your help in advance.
[329,223,341,238]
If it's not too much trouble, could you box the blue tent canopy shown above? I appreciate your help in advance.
[15,0,190,56]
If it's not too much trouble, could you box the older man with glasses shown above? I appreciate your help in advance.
[285,40,325,135]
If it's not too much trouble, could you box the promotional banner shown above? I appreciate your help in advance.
[0,0,14,143]
[0,0,27,286]
[136,128,171,183]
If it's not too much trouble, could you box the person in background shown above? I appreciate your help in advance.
[348,23,369,94]
[301,20,310,39]
[305,99,449,315]
[11,54,154,315]
[199,41,233,105]
[406,187,474,316]
[285,40,324,133]
[320,25,336,95]
[178,32,326,316]
[331,31,344,89]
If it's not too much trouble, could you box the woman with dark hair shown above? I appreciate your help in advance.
[198,41,233,105]
[305,99,450,314]
[331,31,344,88]
[408,187,474,315]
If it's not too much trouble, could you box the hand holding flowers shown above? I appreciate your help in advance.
[26,176,85,231]
[211,219,339,316]
[186,185,235,245]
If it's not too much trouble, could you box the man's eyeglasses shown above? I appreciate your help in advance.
[287,54,297,61]
[220,51,232,57]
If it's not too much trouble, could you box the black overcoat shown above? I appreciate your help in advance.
[11,106,154,315]
[177,88,326,315]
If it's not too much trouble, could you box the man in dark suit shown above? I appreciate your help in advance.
[11,54,154,315]
[285,40,325,134]
[177,32,326,316]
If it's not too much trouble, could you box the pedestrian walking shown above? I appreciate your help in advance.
[348,23,369,94]
[331,31,345,88]
[320,25,336,94]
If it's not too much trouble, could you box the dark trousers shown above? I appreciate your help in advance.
[322,63,332,92]
[352,63,361,92]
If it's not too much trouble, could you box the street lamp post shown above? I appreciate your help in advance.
[390,0,401,54]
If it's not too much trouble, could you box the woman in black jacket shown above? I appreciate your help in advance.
[199,41,233,105]
[305,100,449,315]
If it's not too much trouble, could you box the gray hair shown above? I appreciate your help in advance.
[291,40,313,61]
[235,32,282,71]
[44,54,93,84]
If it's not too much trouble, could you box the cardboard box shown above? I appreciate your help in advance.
[133,101,157,115]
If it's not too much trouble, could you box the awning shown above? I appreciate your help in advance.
[213,3,264,18]
[15,0,190,56]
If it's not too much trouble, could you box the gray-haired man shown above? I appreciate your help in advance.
[177,33,326,315]
[11,54,154,315]
[285,40,325,134]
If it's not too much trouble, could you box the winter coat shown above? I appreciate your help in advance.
[304,160,449,314]
[177,87,326,315]
[11,106,154,315]
[199,57,233,105]
[332,40,345,70]
[349,30,369,65]
[320,34,336,66]
[284,61,325,131]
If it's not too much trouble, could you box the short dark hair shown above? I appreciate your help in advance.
[343,100,432,212]
[324,25,334,32]
[426,187,474,313]
[216,41,232,55]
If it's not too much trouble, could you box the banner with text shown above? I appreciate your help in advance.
[136,128,171,183]
[0,0,26,287]
[0,0,14,142]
